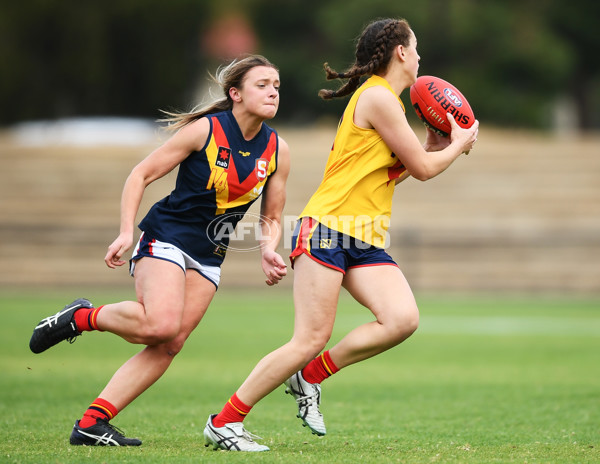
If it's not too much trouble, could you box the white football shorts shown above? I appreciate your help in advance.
[130,233,221,288]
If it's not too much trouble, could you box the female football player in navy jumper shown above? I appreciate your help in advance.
[29,55,290,446]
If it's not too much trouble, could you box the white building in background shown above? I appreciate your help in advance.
[11,117,161,147]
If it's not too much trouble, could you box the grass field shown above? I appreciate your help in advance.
[1,289,599,463]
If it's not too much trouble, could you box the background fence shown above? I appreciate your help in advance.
[2,123,598,295]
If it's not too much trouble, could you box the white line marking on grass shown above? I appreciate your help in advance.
[420,316,600,336]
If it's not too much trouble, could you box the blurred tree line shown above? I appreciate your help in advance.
[1,0,598,130]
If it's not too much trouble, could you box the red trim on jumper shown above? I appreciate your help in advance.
[228,132,277,202]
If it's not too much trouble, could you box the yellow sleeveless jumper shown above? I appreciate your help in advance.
[299,75,407,248]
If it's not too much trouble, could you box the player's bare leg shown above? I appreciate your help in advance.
[283,261,419,435]
[70,260,215,446]
[98,266,216,410]
[204,255,341,447]
[235,254,342,405]
[330,264,419,368]
[94,258,189,345]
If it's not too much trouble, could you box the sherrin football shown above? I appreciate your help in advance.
[410,75,475,137]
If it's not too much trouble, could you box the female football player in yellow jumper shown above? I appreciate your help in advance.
[205,18,479,451]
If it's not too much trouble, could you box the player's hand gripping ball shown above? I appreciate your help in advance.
[410,76,475,137]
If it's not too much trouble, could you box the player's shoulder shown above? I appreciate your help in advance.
[277,135,289,151]
[359,83,400,106]
[174,116,212,152]
[355,84,404,128]
[180,114,211,133]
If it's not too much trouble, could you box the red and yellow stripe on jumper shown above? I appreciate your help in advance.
[205,118,277,215]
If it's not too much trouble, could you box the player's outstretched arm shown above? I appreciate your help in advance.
[105,118,210,268]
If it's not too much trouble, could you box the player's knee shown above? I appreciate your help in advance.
[403,307,420,336]
[388,306,419,340]
[161,337,186,357]
[291,333,330,362]
[404,310,419,336]
[141,321,180,345]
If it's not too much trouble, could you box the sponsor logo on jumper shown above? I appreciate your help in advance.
[216,147,231,169]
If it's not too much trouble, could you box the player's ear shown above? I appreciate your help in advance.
[229,87,242,102]
[395,44,406,62]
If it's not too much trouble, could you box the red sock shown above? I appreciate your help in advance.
[74,305,104,332]
[79,397,119,428]
[212,393,252,427]
[301,350,340,384]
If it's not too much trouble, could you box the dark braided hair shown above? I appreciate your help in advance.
[319,18,412,100]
